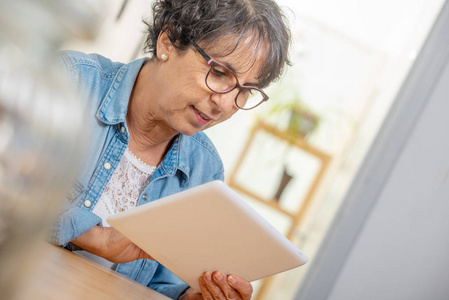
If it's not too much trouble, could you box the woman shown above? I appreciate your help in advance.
[51,0,291,299]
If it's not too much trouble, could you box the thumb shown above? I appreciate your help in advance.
[227,275,253,300]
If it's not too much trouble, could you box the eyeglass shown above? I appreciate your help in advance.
[192,41,269,110]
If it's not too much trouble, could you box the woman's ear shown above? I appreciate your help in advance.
[156,30,174,60]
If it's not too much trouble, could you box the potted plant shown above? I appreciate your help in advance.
[262,93,320,141]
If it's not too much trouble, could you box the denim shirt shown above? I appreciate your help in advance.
[51,50,225,299]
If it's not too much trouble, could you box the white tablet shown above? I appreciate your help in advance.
[107,180,308,292]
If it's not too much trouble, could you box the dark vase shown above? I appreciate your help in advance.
[274,167,294,201]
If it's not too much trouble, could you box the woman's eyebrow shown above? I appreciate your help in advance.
[213,53,262,88]
[238,78,259,87]
[222,60,237,74]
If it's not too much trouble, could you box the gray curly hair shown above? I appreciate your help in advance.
[143,0,292,88]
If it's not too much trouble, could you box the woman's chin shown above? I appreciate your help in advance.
[177,125,203,136]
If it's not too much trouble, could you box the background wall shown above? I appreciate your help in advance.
[295,1,449,299]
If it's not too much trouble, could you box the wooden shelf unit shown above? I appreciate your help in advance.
[227,120,331,300]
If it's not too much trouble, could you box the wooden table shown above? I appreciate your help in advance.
[13,242,171,300]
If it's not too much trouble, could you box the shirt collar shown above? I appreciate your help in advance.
[158,134,191,186]
[96,57,148,125]
[95,57,191,184]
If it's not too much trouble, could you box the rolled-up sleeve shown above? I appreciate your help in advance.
[50,206,102,247]
[148,263,190,299]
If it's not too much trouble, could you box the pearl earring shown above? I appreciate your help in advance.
[161,53,169,61]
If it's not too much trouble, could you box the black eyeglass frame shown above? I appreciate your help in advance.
[191,41,269,110]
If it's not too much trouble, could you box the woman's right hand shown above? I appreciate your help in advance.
[179,272,253,300]
[71,225,153,263]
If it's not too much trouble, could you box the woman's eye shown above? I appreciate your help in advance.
[240,89,253,96]
[211,67,227,77]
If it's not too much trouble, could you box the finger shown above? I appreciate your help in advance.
[202,272,226,300]
[227,275,253,300]
[212,271,241,299]
[199,277,214,300]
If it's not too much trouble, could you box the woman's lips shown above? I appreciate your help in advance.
[193,107,212,126]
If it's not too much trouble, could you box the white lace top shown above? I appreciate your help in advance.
[93,148,156,227]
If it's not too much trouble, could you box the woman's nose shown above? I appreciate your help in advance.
[210,90,237,112]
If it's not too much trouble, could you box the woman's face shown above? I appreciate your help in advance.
[146,33,266,136]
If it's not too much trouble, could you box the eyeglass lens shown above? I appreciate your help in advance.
[206,61,265,110]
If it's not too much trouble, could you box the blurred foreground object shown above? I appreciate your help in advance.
[0,0,103,299]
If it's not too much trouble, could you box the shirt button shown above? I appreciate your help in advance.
[103,162,111,170]
[84,199,92,208]
[121,126,125,133]
[142,194,148,201]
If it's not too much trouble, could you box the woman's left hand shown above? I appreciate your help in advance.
[179,272,253,300]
